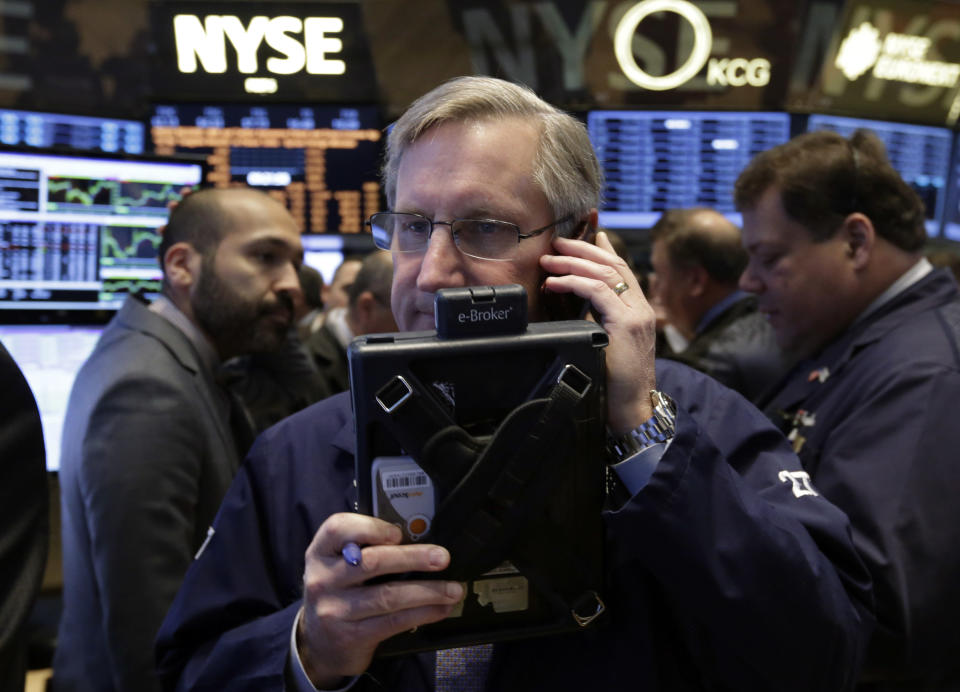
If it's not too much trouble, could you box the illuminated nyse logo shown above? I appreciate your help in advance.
[835,21,960,88]
[614,0,770,91]
[173,14,346,94]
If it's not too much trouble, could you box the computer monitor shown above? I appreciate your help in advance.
[806,114,953,236]
[0,108,145,154]
[301,232,376,284]
[0,148,204,311]
[149,103,382,235]
[942,135,960,242]
[0,323,103,471]
[587,110,792,229]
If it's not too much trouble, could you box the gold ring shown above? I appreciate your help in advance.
[613,281,629,296]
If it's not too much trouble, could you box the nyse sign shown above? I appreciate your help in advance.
[613,0,770,90]
[821,2,960,126]
[462,0,778,98]
[172,14,346,94]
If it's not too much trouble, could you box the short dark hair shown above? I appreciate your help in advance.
[157,188,235,274]
[650,208,747,284]
[734,129,926,251]
[348,251,393,307]
[298,264,324,310]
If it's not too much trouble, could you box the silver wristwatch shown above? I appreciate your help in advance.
[606,390,677,464]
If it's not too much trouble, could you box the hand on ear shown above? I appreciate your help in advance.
[578,210,600,243]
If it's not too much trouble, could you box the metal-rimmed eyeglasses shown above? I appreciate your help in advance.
[365,211,575,261]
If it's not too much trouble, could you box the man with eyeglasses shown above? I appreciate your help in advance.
[157,77,873,691]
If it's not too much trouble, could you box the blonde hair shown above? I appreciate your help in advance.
[383,76,602,236]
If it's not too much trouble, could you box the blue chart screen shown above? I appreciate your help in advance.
[807,114,953,236]
[0,151,202,310]
[0,108,145,154]
[943,136,960,242]
[588,111,791,229]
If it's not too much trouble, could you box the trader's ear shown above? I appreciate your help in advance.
[841,213,876,272]
[576,209,600,243]
[163,242,203,290]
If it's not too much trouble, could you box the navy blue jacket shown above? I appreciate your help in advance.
[157,359,873,691]
[661,294,787,402]
[759,268,960,690]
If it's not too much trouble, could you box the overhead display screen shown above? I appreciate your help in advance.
[941,135,960,241]
[150,103,382,234]
[588,110,791,228]
[0,108,145,154]
[0,149,203,311]
[807,114,953,235]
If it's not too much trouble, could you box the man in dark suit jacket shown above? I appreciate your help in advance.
[0,341,48,691]
[52,188,303,692]
[305,250,397,397]
[650,207,787,401]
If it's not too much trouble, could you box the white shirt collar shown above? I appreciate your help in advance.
[853,257,933,327]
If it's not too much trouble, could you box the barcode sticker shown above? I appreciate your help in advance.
[382,469,430,490]
[372,456,435,542]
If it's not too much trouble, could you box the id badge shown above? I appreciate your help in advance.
[371,456,435,542]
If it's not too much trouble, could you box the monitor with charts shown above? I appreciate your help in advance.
[0,148,204,311]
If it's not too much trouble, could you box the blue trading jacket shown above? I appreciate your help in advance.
[157,359,874,692]
[759,268,960,690]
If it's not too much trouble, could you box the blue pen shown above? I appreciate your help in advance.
[342,541,362,566]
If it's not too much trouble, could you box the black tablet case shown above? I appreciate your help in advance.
[349,318,608,655]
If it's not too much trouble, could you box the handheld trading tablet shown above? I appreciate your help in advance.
[349,285,609,656]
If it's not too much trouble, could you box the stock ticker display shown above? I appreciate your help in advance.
[0,150,202,310]
[806,114,953,236]
[587,111,790,228]
[150,104,382,234]
[0,108,145,154]
[943,134,960,242]
[588,110,792,229]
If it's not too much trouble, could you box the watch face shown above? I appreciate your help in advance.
[650,390,675,415]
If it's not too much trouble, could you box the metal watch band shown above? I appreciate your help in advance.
[606,390,677,462]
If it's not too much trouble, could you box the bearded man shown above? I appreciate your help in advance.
[53,187,303,692]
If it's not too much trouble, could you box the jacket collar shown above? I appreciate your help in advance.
[148,294,220,373]
[695,290,751,335]
[115,295,239,463]
[116,295,206,375]
[837,266,956,364]
[762,268,958,413]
